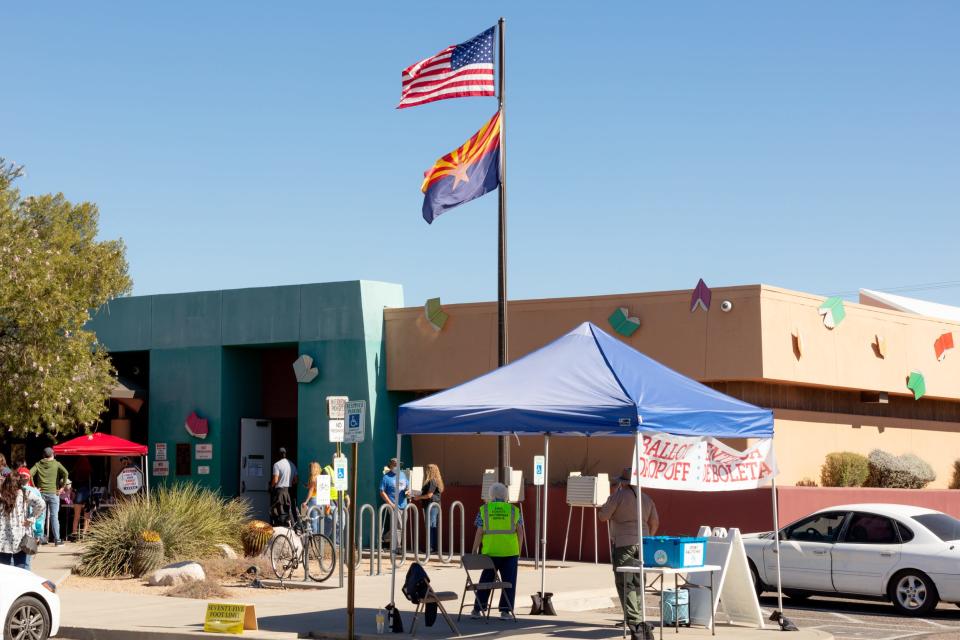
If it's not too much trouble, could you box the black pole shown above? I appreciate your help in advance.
[496,16,510,485]
[347,442,358,639]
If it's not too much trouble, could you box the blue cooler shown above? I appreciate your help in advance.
[642,536,707,569]
[662,588,690,626]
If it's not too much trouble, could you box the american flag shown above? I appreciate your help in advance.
[398,26,495,109]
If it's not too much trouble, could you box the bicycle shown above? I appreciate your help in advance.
[268,510,336,582]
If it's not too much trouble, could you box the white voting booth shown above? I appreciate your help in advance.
[562,472,609,564]
[687,527,764,629]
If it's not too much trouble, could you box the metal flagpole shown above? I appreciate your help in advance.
[772,477,784,617]
[496,15,510,485]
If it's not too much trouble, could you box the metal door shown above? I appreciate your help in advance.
[240,418,272,520]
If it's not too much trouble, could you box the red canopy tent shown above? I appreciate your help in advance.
[53,432,149,499]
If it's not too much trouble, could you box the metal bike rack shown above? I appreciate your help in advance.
[401,503,422,565]
[356,503,376,575]
[377,503,400,575]
[442,500,466,565]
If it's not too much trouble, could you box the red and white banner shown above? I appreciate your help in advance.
[631,432,777,492]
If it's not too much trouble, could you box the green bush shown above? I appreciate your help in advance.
[950,460,960,490]
[820,452,870,487]
[77,483,250,577]
[865,449,936,489]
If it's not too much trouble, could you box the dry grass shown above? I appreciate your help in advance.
[199,557,272,586]
[165,579,231,600]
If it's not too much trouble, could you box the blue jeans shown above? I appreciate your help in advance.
[474,555,518,613]
[42,493,60,543]
[0,552,29,570]
[426,504,439,552]
[306,498,320,534]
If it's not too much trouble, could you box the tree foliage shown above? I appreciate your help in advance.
[0,159,131,437]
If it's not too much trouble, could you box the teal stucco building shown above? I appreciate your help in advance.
[87,280,407,514]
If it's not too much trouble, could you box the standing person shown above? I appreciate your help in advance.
[302,461,322,534]
[30,447,69,546]
[270,447,298,527]
[378,458,408,551]
[411,463,444,554]
[17,469,44,569]
[598,468,659,640]
[321,462,340,542]
[470,482,522,620]
[0,470,45,569]
[0,453,9,477]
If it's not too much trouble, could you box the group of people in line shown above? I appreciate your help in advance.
[0,448,72,570]
[266,449,660,629]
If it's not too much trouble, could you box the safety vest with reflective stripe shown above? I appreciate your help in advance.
[480,501,520,557]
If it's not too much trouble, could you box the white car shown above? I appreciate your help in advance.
[743,503,960,616]
[0,565,60,640]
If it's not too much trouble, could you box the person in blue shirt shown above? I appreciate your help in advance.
[378,458,408,551]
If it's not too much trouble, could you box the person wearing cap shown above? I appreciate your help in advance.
[30,447,69,546]
[470,482,522,620]
[599,468,659,640]
[379,458,408,551]
[270,447,298,527]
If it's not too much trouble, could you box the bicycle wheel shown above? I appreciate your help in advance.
[269,534,298,580]
[306,533,336,582]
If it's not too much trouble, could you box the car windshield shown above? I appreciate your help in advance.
[913,513,960,542]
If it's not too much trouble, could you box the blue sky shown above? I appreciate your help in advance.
[4,2,959,307]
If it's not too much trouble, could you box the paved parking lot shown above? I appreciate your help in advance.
[759,594,960,640]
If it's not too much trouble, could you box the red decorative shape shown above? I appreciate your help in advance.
[185,411,209,439]
[935,332,955,361]
[690,278,712,312]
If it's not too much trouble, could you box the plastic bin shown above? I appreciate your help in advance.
[662,588,690,626]
[642,536,707,568]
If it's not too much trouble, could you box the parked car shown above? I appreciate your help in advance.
[743,503,960,615]
[0,565,60,640]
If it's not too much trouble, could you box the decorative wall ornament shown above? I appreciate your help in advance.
[292,354,319,384]
[608,307,640,337]
[818,296,846,329]
[424,297,448,331]
[690,279,712,312]
[906,371,926,400]
[184,412,209,439]
[935,332,955,362]
[873,334,887,359]
[791,327,803,359]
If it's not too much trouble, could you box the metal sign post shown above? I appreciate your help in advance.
[344,400,365,640]
[328,395,348,590]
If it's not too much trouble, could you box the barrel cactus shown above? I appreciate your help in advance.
[241,520,274,557]
[131,530,165,577]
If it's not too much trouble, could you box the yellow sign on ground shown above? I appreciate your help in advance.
[203,603,258,634]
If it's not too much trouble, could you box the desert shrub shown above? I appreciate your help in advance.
[865,449,936,489]
[77,483,250,577]
[950,460,960,490]
[820,452,870,487]
[795,477,818,487]
[166,578,231,600]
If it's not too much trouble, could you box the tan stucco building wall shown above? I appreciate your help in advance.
[386,284,960,489]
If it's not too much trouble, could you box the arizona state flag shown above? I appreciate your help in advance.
[421,111,501,224]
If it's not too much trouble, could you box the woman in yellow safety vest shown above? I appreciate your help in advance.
[469,482,522,620]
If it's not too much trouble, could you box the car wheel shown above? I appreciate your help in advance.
[4,595,51,640]
[784,590,810,601]
[748,560,763,597]
[888,570,939,616]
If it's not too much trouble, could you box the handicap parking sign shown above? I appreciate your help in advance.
[344,400,366,443]
[333,455,348,491]
[533,455,545,486]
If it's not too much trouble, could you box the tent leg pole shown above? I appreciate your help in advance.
[541,434,549,598]
[144,454,149,504]
[772,477,784,618]
[635,431,646,627]
[391,434,402,607]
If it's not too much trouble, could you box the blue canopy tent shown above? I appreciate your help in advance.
[397,322,784,626]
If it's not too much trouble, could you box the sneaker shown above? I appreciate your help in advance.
[470,608,484,620]
[55,541,65,547]
[499,610,513,621]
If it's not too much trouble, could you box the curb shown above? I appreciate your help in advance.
[58,626,381,640]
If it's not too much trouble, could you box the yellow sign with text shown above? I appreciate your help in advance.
[203,603,258,634]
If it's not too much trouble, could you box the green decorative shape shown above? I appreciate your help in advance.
[907,370,926,400]
[818,296,846,329]
[608,307,640,337]
[425,297,448,331]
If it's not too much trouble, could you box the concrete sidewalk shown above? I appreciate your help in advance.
[33,548,832,639]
